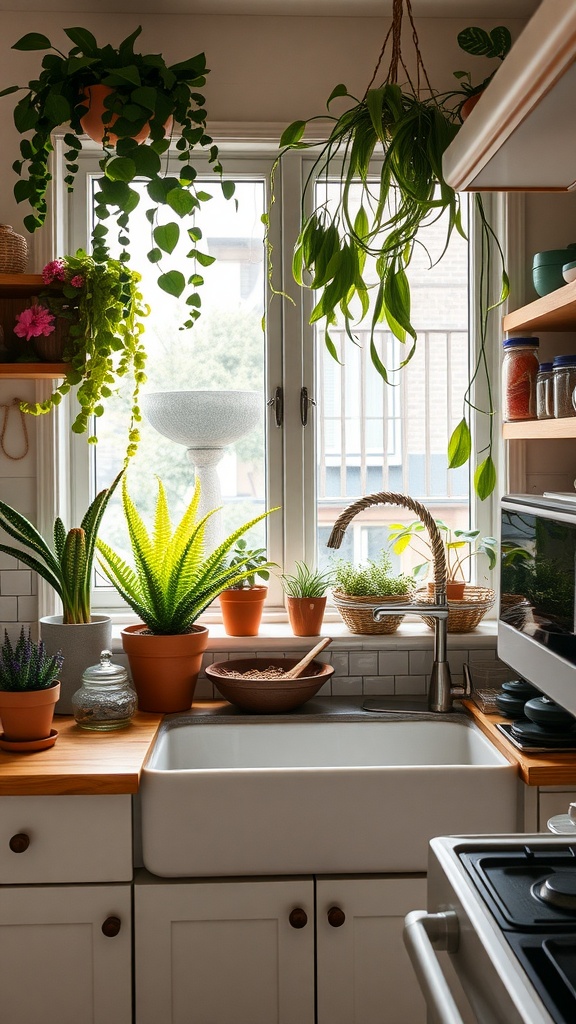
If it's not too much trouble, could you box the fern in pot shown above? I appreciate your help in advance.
[96,475,276,712]
[0,628,63,750]
[332,550,414,635]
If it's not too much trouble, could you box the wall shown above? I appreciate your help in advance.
[0,11,532,659]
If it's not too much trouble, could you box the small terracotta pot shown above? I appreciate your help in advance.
[0,683,60,744]
[218,586,267,637]
[121,624,208,713]
[427,580,466,600]
[286,596,327,636]
[460,92,483,121]
[79,85,173,144]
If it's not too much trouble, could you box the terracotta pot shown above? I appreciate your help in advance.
[286,595,327,636]
[218,586,267,637]
[79,85,173,144]
[0,682,60,744]
[40,615,112,714]
[427,580,466,600]
[121,624,209,713]
[460,92,483,121]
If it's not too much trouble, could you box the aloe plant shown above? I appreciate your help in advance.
[0,471,122,624]
[0,627,63,691]
[96,475,277,635]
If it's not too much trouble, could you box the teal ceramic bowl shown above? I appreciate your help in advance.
[563,260,576,284]
[533,244,576,296]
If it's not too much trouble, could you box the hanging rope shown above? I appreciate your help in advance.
[364,0,436,100]
[0,397,29,460]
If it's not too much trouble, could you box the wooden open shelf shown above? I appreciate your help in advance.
[0,273,44,296]
[0,363,69,379]
[503,280,576,333]
[503,418,576,439]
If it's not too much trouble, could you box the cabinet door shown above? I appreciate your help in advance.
[135,876,315,1024]
[316,876,427,1024]
[0,884,131,1024]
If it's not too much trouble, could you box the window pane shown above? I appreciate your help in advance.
[91,176,268,579]
[314,182,470,576]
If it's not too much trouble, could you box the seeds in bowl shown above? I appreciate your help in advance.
[220,665,288,680]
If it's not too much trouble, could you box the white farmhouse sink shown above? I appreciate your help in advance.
[140,717,518,877]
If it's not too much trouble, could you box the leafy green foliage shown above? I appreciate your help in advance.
[332,550,414,597]
[0,471,122,623]
[281,562,335,598]
[19,251,148,460]
[452,25,512,110]
[226,538,276,589]
[96,476,278,634]
[387,518,497,584]
[0,627,63,692]
[4,26,234,325]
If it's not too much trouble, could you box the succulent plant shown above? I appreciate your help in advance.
[0,627,63,691]
[0,471,122,623]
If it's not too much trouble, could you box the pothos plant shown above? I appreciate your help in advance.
[16,251,148,458]
[264,1,509,499]
[1,26,234,326]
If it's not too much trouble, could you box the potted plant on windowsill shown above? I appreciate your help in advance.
[0,628,63,751]
[1,25,233,323]
[281,562,335,636]
[0,471,122,712]
[96,476,276,712]
[387,518,497,632]
[331,551,414,635]
[14,252,148,458]
[218,538,277,638]
[265,1,509,500]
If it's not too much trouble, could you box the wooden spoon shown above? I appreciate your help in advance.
[284,637,332,679]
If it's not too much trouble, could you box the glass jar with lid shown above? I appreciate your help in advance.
[552,354,576,417]
[72,650,137,730]
[536,362,554,419]
[502,337,539,421]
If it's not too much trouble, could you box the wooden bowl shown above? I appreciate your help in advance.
[205,657,334,713]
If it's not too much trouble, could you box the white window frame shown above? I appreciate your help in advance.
[37,128,513,624]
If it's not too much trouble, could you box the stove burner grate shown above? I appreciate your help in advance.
[536,873,576,910]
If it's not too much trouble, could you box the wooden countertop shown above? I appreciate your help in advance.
[463,701,576,787]
[0,712,162,795]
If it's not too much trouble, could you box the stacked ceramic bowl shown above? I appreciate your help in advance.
[532,243,576,295]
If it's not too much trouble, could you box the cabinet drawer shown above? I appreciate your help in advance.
[0,795,132,883]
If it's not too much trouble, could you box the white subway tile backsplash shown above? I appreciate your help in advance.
[330,652,350,676]
[364,675,395,695]
[378,650,409,676]
[0,570,32,596]
[0,595,18,621]
[332,676,363,695]
[0,477,36,519]
[408,649,434,675]
[16,595,37,622]
[395,675,427,695]
[349,651,378,676]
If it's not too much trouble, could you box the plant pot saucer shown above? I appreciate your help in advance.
[0,728,58,752]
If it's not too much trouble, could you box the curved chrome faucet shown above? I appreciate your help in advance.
[327,491,470,713]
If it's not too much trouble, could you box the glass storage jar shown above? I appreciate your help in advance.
[536,362,554,419]
[72,650,137,730]
[552,354,576,417]
[502,337,539,421]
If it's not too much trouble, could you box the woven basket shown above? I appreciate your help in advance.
[332,591,408,635]
[416,585,495,633]
[0,224,27,273]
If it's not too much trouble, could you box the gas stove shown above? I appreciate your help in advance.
[405,835,576,1024]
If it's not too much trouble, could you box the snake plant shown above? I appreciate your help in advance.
[96,475,277,635]
[0,471,122,624]
[0,627,63,691]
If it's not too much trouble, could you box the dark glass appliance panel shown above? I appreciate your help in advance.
[500,505,576,664]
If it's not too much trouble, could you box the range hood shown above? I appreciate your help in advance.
[442,0,576,192]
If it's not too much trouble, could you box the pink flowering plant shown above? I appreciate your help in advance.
[19,249,149,460]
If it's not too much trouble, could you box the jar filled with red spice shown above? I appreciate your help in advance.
[502,337,539,421]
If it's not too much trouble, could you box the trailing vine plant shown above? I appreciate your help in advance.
[264,0,509,499]
[1,26,233,326]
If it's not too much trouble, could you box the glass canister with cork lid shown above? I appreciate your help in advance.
[502,337,539,421]
[72,650,137,730]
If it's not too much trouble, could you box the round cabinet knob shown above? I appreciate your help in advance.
[9,833,30,854]
[289,908,308,929]
[327,906,346,928]
[101,916,121,938]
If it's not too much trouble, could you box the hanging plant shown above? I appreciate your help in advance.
[1,26,233,326]
[16,251,148,459]
[264,0,509,499]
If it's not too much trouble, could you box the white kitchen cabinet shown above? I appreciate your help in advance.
[0,883,131,1024]
[135,872,426,1024]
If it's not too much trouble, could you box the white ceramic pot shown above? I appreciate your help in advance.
[40,615,112,714]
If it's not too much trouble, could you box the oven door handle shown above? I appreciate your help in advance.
[404,910,465,1024]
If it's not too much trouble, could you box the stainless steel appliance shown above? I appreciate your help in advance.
[405,835,576,1024]
[498,494,576,718]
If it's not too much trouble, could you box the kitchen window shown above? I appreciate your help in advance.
[52,135,498,622]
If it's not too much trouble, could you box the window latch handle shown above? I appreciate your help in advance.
[300,386,316,427]
[267,386,283,427]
